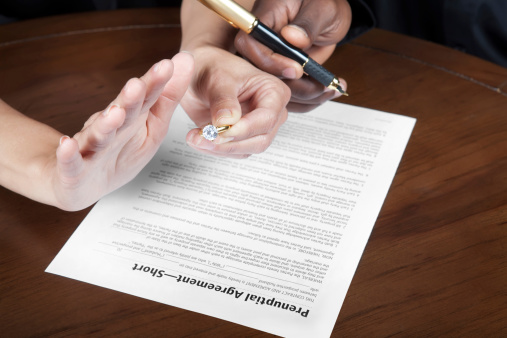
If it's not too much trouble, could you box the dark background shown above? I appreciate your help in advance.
[1,0,506,68]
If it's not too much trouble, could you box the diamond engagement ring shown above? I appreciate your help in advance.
[200,125,231,141]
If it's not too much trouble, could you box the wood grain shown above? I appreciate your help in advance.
[1,8,506,337]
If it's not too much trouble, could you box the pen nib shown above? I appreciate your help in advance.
[337,86,349,96]
[328,78,349,96]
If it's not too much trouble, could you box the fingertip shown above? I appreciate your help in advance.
[215,136,234,145]
[281,67,298,80]
[102,105,126,131]
[186,129,215,151]
[281,25,311,49]
[116,78,146,114]
[56,135,79,163]
[59,135,70,146]
[158,52,194,105]
[153,59,171,73]
[185,128,199,143]
[150,59,175,86]
[282,61,305,79]
[338,78,347,90]
[208,92,242,126]
[124,77,146,97]
[213,108,241,127]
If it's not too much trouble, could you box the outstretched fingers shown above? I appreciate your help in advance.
[107,58,174,130]
[138,59,175,115]
[145,52,194,145]
[151,52,195,124]
[74,104,126,156]
[74,57,184,155]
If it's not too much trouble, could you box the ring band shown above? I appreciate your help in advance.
[200,124,232,141]
[215,125,231,133]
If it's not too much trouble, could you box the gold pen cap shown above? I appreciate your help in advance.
[198,0,257,33]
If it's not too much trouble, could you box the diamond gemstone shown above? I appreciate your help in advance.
[202,125,218,141]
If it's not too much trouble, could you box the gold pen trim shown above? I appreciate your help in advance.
[328,78,349,96]
[198,0,257,33]
[301,57,309,75]
[301,57,309,69]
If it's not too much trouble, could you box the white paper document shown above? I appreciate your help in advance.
[47,102,415,338]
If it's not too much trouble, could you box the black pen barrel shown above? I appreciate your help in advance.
[250,21,308,64]
[249,21,336,87]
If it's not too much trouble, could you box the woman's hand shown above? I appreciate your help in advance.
[180,46,290,158]
[52,53,194,210]
[0,52,194,211]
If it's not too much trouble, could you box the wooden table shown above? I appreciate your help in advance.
[1,8,506,337]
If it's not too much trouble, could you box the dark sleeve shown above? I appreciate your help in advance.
[443,0,507,68]
[340,0,376,44]
[0,0,97,21]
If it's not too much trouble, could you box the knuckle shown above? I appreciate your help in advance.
[253,134,273,154]
[89,133,109,151]
[263,110,279,132]
[218,141,237,155]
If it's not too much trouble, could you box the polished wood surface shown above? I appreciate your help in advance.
[1,8,506,337]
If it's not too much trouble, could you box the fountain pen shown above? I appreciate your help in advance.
[197,0,348,95]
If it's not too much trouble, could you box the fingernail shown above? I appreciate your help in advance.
[287,24,308,38]
[215,109,233,124]
[59,135,70,145]
[123,79,136,94]
[153,60,164,73]
[215,136,234,145]
[282,67,297,79]
[191,136,215,150]
[103,104,118,116]
[154,60,162,73]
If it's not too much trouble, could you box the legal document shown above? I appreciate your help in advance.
[47,102,416,338]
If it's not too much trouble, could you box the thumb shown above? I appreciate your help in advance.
[56,136,84,182]
[280,0,352,50]
[185,83,242,149]
[207,84,242,128]
[158,52,194,118]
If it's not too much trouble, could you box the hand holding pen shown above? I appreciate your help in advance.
[180,0,351,157]
[204,0,352,112]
